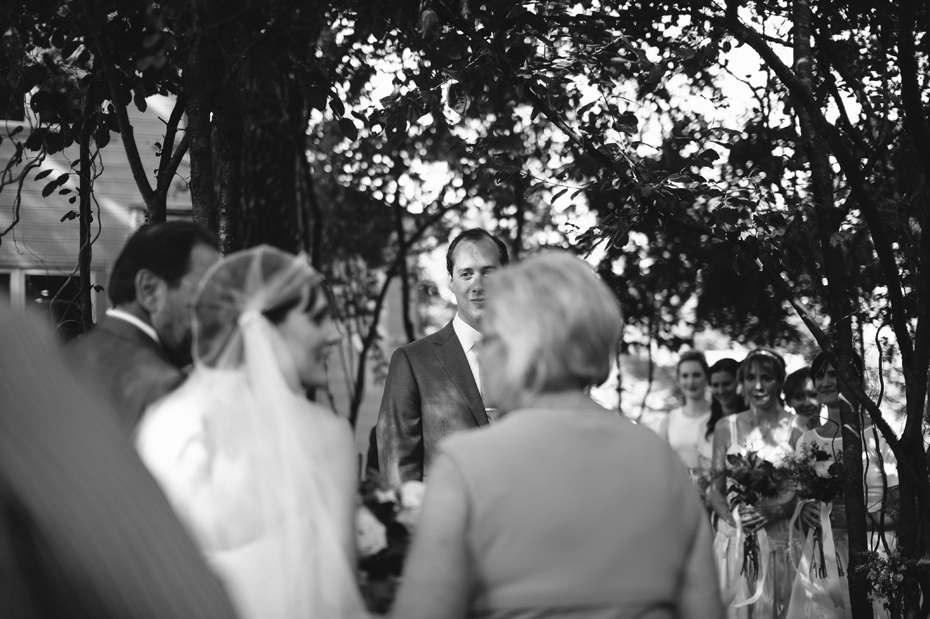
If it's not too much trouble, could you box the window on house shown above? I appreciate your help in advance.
[0,273,10,301]
[25,274,85,341]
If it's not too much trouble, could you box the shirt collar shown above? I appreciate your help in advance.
[106,308,161,345]
[452,312,482,353]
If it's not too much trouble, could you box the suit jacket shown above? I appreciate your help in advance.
[0,305,238,619]
[376,320,488,486]
[69,316,185,432]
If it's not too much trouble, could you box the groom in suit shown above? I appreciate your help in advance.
[70,221,220,431]
[376,228,509,485]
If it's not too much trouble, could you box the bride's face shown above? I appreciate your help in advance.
[275,288,341,389]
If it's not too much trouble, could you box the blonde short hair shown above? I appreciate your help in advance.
[484,251,623,408]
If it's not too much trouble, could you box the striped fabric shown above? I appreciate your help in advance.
[0,305,238,618]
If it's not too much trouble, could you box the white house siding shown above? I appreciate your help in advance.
[0,95,191,324]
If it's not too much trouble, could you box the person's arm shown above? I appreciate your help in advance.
[376,348,423,486]
[655,412,669,440]
[677,507,725,619]
[869,435,900,523]
[707,417,733,524]
[391,453,472,619]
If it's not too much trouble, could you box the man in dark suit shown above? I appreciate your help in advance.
[376,228,510,485]
[0,302,238,619]
[70,221,220,431]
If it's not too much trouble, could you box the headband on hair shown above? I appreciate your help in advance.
[745,348,786,370]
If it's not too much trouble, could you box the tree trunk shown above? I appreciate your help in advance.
[240,99,306,253]
[152,96,188,224]
[794,2,872,616]
[349,269,395,428]
[513,174,525,259]
[392,194,416,343]
[896,2,930,614]
[214,72,243,254]
[77,90,94,333]
[303,157,323,270]
[187,31,218,232]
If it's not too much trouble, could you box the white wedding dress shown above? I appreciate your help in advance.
[136,367,366,619]
[134,247,367,619]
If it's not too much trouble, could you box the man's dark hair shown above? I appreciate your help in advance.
[445,228,510,275]
[108,221,219,306]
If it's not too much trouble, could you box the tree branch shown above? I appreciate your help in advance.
[716,8,916,379]
[88,32,156,210]
[156,95,187,188]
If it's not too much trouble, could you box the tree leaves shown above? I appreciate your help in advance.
[447,82,472,115]
[41,173,70,198]
[338,118,358,141]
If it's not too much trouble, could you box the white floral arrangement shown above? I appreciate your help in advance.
[356,476,425,614]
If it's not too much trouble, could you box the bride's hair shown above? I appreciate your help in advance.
[192,246,322,369]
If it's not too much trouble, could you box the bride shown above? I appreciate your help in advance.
[135,245,367,619]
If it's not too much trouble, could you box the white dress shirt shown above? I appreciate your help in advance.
[106,308,161,344]
[452,312,482,395]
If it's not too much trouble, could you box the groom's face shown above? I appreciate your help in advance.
[152,243,220,365]
[450,239,502,331]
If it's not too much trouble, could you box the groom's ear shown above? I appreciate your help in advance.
[135,269,168,315]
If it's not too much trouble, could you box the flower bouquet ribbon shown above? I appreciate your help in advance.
[726,506,772,609]
[789,499,845,611]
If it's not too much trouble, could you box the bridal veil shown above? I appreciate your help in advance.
[136,246,367,619]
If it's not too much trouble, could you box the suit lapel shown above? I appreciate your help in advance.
[431,322,488,426]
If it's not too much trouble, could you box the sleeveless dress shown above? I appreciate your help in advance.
[785,428,897,619]
[664,407,713,475]
[714,414,797,619]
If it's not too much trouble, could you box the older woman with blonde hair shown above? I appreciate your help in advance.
[392,251,723,619]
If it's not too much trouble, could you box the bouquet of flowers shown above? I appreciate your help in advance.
[356,474,424,614]
[857,548,929,618]
[781,443,845,582]
[715,450,786,582]
[781,442,844,504]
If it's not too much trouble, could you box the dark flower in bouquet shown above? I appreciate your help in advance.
[356,473,424,614]
[712,450,786,583]
[781,442,844,504]
[721,450,785,507]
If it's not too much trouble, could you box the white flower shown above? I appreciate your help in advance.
[356,506,387,558]
[374,488,397,504]
[814,460,833,479]
[395,481,426,533]
[399,481,425,510]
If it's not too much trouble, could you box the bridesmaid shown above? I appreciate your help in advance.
[783,367,822,446]
[658,350,713,477]
[709,348,802,619]
[707,357,747,446]
[787,352,898,619]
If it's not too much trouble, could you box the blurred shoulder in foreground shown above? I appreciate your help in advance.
[0,301,238,619]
